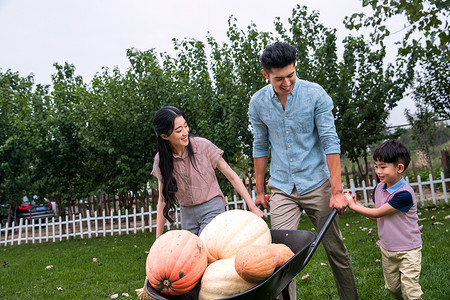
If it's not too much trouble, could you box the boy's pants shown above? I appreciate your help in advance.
[269,180,359,300]
[379,245,423,300]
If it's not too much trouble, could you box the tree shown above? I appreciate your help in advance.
[0,70,37,223]
[345,0,449,56]
[345,0,450,120]
[334,36,405,180]
[405,105,438,178]
[412,48,450,119]
[30,63,90,216]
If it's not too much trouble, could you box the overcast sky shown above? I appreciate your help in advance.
[0,0,415,126]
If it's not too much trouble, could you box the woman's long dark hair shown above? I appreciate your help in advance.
[153,106,196,223]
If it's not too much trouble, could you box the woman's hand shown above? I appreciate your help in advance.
[249,205,264,218]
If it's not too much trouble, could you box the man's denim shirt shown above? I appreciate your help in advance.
[248,78,340,196]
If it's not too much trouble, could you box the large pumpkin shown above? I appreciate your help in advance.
[199,209,271,263]
[268,243,295,267]
[198,258,257,300]
[146,230,207,295]
[234,244,278,283]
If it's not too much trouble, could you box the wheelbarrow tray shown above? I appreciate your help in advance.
[144,229,316,300]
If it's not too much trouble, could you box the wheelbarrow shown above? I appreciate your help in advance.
[145,208,338,300]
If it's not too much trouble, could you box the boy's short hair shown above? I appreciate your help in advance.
[260,42,297,73]
[373,140,411,171]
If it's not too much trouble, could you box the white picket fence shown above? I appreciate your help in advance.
[1,172,448,247]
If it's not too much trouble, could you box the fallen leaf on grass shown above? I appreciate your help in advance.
[57,287,63,291]
[45,265,53,270]
[360,227,368,231]
[320,262,327,266]
[301,273,310,280]
[346,223,349,227]
[418,218,427,221]
[122,293,129,297]
[110,294,119,299]
[432,222,444,226]
[375,259,381,262]
[93,257,98,262]
[444,215,450,220]
[431,215,436,220]
[2,262,8,267]
[419,225,423,231]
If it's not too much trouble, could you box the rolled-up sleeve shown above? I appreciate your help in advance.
[314,91,340,155]
[249,100,270,158]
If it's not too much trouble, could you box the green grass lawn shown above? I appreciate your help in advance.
[1,200,448,299]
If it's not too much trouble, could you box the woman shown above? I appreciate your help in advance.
[152,106,263,238]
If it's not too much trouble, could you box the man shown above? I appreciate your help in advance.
[248,42,359,300]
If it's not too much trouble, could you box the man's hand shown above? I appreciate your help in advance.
[330,192,349,214]
[255,193,269,209]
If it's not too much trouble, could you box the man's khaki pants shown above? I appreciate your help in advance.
[269,180,359,300]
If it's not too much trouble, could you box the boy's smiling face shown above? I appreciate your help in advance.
[374,160,404,188]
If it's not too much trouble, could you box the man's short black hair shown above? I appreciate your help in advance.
[373,140,411,171]
[260,42,297,73]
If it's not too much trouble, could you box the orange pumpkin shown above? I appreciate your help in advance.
[234,245,278,283]
[146,230,207,295]
[268,243,295,267]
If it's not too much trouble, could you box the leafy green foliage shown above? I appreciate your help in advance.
[345,0,450,123]
[0,71,35,216]
[405,105,439,178]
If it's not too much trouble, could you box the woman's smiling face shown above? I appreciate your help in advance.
[162,115,189,152]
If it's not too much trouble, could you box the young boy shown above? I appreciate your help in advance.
[345,140,423,300]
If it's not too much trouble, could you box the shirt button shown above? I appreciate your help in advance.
[290,159,293,162]
[288,145,291,148]
[286,130,289,134]
[284,116,287,119]
[292,174,295,176]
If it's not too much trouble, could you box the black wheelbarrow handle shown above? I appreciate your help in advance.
[302,207,338,268]
[257,204,338,268]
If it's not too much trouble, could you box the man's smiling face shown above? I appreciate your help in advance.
[261,62,296,98]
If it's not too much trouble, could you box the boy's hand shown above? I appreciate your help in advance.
[344,192,357,209]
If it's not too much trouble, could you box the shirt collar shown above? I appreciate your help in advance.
[172,147,188,160]
[382,177,406,194]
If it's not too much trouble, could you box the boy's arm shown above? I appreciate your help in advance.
[345,192,398,220]
[351,201,398,219]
